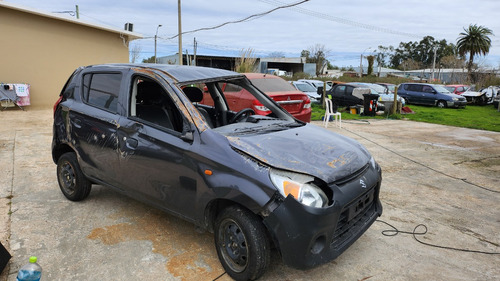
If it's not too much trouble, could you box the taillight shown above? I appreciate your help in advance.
[53,96,63,117]
[303,98,311,109]
[252,100,271,112]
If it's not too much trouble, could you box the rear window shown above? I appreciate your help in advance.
[83,73,122,113]
[250,78,296,92]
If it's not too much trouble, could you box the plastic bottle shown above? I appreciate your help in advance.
[16,256,42,281]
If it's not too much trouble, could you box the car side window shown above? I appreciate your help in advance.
[82,73,121,113]
[422,85,434,93]
[408,84,422,92]
[131,76,184,133]
[334,85,345,95]
[345,86,354,96]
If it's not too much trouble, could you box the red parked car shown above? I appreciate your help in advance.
[202,73,311,122]
[444,84,470,95]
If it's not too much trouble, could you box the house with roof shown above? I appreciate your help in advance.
[0,1,142,108]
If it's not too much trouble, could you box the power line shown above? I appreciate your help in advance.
[167,0,310,39]
[258,0,423,39]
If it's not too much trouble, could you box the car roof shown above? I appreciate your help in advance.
[243,73,282,79]
[85,63,244,84]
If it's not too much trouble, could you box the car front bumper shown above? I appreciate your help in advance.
[448,100,467,107]
[263,165,383,269]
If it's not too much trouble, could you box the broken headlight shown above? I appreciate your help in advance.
[270,169,327,208]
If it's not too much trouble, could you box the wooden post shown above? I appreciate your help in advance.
[391,86,398,115]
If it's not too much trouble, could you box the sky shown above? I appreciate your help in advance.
[6,0,500,68]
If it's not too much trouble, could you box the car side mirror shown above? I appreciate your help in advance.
[181,130,194,142]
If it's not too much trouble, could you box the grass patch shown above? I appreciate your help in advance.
[402,104,500,132]
[311,103,500,132]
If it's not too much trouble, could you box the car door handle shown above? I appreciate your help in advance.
[125,137,138,149]
[73,118,82,128]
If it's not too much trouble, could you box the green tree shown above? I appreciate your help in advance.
[366,55,375,76]
[387,36,456,70]
[303,44,331,76]
[457,24,494,83]
[142,56,156,63]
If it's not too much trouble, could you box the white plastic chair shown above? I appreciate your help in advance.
[323,98,341,128]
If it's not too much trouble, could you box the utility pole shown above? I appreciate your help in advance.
[359,54,363,77]
[154,24,162,64]
[178,0,183,65]
[75,5,79,19]
[431,46,437,81]
[193,37,197,66]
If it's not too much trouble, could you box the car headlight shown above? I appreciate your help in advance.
[452,97,458,101]
[270,169,328,208]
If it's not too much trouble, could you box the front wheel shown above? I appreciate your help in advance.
[436,100,447,108]
[214,206,270,281]
[57,152,92,201]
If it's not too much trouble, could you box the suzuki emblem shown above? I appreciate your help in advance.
[360,179,367,189]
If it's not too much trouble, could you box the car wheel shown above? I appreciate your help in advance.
[57,152,92,201]
[214,205,270,281]
[437,100,447,108]
[479,94,487,105]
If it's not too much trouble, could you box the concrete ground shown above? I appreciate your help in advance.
[1,108,499,280]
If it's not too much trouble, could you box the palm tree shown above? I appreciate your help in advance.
[456,24,494,83]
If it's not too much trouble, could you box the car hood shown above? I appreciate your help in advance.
[461,90,482,97]
[226,124,371,183]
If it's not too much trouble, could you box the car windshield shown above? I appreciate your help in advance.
[444,86,455,92]
[350,83,386,94]
[385,84,395,92]
[295,83,317,92]
[251,77,297,92]
[434,85,452,93]
[177,77,302,136]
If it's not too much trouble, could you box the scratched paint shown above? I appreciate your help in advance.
[87,208,227,280]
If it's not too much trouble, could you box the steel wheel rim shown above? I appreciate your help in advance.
[218,218,248,273]
[59,161,76,195]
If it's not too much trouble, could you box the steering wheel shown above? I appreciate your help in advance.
[229,108,255,123]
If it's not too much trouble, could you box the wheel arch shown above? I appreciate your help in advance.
[52,143,75,164]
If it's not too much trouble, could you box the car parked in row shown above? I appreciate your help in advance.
[350,82,405,106]
[298,79,332,91]
[463,85,499,105]
[444,84,469,95]
[52,64,383,280]
[291,80,321,103]
[396,83,466,108]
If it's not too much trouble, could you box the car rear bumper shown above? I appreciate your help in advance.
[292,109,312,123]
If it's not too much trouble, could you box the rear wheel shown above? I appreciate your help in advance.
[57,152,92,201]
[214,205,270,281]
[437,100,447,108]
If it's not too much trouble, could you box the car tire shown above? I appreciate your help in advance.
[57,152,92,201]
[437,100,447,108]
[214,205,270,281]
[479,94,487,105]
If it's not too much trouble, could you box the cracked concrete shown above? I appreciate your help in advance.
[0,109,499,280]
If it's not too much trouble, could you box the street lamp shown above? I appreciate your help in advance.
[360,47,372,77]
[154,24,162,64]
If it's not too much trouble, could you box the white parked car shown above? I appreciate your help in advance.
[462,86,499,105]
[298,79,331,91]
[291,81,321,103]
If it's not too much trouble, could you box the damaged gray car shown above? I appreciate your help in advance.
[52,64,383,281]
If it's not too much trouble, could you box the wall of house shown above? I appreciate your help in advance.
[0,7,130,108]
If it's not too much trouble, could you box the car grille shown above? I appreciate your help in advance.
[331,185,376,249]
[333,163,369,186]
